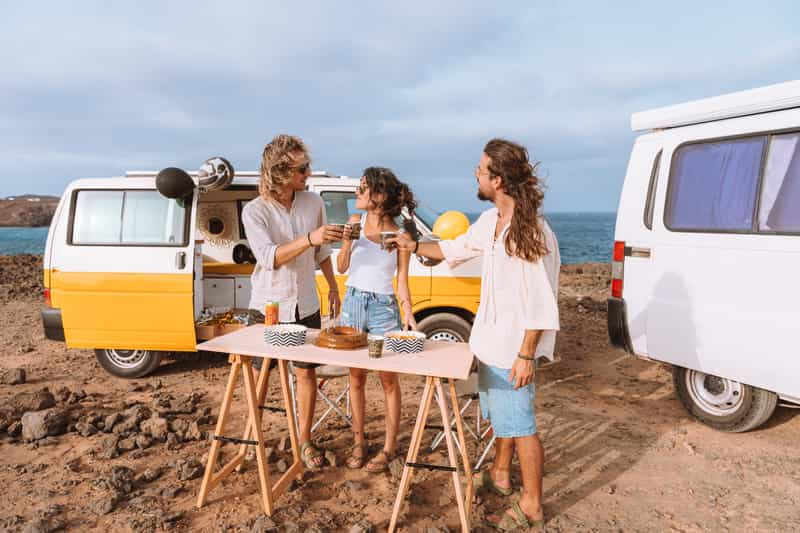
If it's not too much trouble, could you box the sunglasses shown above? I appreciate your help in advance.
[294,162,311,174]
[357,183,369,194]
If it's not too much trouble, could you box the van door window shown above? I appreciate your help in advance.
[665,136,766,232]
[758,132,800,233]
[643,150,662,230]
[71,190,188,245]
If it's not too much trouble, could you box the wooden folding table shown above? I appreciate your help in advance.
[195,325,475,532]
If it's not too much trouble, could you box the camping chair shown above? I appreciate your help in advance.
[288,363,352,434]
[430,370,496,471]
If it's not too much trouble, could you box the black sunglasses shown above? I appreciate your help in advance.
[295,162,310,174]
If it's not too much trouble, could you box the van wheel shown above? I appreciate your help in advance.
[417,313,471,343]
[94,349,163,378]
[672,366,777,432]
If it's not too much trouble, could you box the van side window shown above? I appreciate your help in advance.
[758,132,800,233]
[320,191,359,249]
[643,150,662,230]
[665,136,766,232]
[71,190,188,245]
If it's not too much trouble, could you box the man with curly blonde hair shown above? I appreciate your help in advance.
[242,134,344,469]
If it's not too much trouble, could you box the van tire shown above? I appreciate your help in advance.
[94,349,163,379]
[417,313,472,343]
[672,366,777,432]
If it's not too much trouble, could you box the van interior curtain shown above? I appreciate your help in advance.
[667,137,765,231]
[760,133,800,232]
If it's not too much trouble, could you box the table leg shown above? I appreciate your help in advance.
[389,376,435,533]
[235,360,272,471]
[196,355,241,508]
[278,360,303,478]
[242,356,275,515]
[449,378,474,518]
[434,378,469,533]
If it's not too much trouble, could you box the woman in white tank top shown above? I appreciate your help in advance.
[337,166,418,472]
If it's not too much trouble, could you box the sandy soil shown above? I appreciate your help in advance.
[0,260,798,532]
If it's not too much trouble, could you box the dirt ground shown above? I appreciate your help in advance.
[0,259,798,532]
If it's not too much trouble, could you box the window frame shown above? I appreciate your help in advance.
[643,149,662,230]
[663,127,800,237]
[67,188,192,247]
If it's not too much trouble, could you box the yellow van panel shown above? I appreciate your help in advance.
[51,271,195,351]
[43,268,51,289]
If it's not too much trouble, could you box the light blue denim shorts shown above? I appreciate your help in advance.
[478,361,537,438]
[341,286,402,335]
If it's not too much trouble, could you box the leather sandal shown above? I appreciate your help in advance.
[300,441,324,470]
[474,469,513,497]
[346,443,368,469]
[365,449,396,473]
[491,502,546,532]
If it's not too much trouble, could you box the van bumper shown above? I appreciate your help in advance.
[607,297,634,354]
[40,308,65,342]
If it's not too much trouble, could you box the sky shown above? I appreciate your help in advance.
[0,1,798,213]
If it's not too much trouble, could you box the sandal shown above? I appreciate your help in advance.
[474,469,513,497]
[365,449,396,473]
[490,502,546,532]
[300,441,324,470]
[346,443,368,469]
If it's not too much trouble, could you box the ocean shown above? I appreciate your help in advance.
[0,212,615,264]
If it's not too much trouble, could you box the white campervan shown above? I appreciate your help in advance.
[609,81,800,432]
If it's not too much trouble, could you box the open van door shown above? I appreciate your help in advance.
[49,178,197,376]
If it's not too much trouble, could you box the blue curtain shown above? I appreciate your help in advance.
[667,137,765,231]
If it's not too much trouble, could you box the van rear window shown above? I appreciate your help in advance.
[71,190,188,246]
[665,137,766,232]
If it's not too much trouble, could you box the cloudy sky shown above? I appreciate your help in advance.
[1,1,798,212]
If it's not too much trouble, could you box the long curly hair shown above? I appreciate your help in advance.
[484,138,548,262]
[363,166,417,219]
[259,134,309,200]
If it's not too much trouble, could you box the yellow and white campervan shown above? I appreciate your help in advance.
[40,161,481,378]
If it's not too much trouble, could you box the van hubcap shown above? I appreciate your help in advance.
[106,349,147,369]
[428,330,463,343]
[686,370,743,415]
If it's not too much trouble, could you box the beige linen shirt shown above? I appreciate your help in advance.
[439,208,560,369]
[242,193,331,323]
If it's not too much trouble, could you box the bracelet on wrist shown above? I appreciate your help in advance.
[413,241,420,254]
[517,353,535,361]
[307,232,314,247]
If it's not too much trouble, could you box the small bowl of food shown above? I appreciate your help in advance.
[384,330,426,354]
[263,324,307,347]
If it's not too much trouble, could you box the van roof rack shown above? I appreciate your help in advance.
[631,80,800,132]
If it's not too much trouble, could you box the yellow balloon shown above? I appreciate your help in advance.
[432,211,470,240]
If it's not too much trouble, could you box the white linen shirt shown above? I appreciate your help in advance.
[439,208,560,369]
[242,193,331,323]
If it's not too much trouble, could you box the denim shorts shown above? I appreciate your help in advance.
[478,361,537,438]
[340,286,402,335]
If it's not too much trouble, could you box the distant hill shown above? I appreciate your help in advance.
[0,196,60,227]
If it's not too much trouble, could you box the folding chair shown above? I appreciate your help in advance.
[288,363,352,434]
[430,370,496,471]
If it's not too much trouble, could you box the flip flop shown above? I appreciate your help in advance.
[474,469,513,497]
[490,502,546,532]
[300,441,324,470]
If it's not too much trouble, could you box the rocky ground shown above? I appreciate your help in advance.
[0,197,59,227]
[0,259,798,532]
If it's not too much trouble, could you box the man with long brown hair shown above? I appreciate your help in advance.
[391,138,559,530]
[242,134,344,470]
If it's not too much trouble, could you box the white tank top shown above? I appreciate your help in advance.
[345,213,397,295]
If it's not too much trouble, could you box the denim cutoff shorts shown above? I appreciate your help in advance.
[341,286,402,335]
[478,361,537,438]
